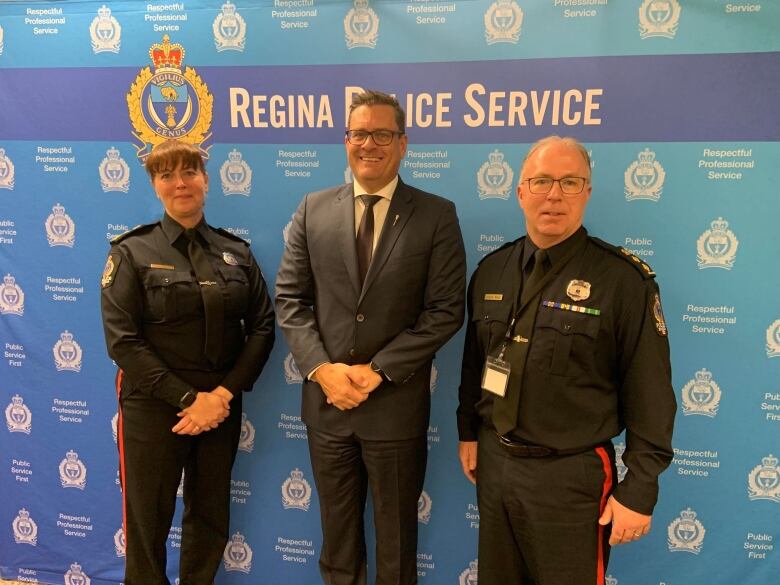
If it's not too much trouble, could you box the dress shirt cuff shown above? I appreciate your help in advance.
[457,416,480,442]
[611,479,659,516]
[307,362,330,382]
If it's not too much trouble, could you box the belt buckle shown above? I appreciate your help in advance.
[498,434,553,457]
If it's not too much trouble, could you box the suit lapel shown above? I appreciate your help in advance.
[359,181,415,304]
[337,185,362,297]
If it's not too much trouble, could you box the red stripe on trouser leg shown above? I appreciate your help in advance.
[595,446,614,585]
[115,370,128,554]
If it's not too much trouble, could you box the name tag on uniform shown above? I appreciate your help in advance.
[482,356,511,397]
[484,293,503,301]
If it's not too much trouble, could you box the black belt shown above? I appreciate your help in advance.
[495,432,600,458]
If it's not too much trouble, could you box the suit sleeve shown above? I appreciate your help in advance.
[457,271,483,441]
[100,246,194,408]
[612,279,676,515]
[275,195,333,376]
[220,250,275,393]
[371,200,467,383]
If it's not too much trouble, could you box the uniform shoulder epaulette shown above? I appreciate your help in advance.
[477,237,522,265]
[214,227,250,245]
[589,237,656,279]
[110,222,157,244]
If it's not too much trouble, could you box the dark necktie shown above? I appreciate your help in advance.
[356,195,382,284]
[185,229,224,365]
[493,248,549,436]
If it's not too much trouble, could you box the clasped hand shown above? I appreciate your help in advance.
[315,363,382,411]
[172,386,233,435]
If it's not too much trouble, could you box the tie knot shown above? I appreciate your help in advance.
[360,194,382,209]
[534,249,547,264]
[184,228,198,242]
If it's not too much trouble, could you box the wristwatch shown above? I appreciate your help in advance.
[178,390,197,409]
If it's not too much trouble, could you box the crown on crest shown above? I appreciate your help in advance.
[149,35,184,71]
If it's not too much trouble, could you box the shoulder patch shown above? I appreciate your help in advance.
[477,237,522,265]
[101,253,121,288]
[214,227,250,245]
[589,237,656,280]
[110,222,157,244]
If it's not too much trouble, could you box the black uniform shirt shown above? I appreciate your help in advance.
[101,213,275,408]
[457,227,676,514]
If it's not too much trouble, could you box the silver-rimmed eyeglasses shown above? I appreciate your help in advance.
[346,129,405,146]
[524,177,589,196]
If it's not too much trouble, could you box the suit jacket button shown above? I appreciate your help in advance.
[356,314,365,322]
[349,349,356,357]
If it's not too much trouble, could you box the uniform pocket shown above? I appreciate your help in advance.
[531,308,600,376]
[474,299,514,355]
[141,270,194,322]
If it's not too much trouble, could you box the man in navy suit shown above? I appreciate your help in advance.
[276,90,466,585]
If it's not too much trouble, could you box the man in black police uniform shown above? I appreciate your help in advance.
[101,141,275,585]
[457,136,675,585]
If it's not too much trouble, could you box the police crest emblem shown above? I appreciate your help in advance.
[282,468,312,511]
[566,280,591,302]
[667,508,705,554]
[417,490,432,524]
[45,203,76,247]
[99,147,131,192]
[127,35,213,158]
[223,532,253,573]
[6,394,32,434]
[220,149,252,196]
[238,412,255,453]
[64,562,91,585]
[114,527,126,557]
[0,274,25,316]
[13,509,38,545]
[485,0,523,45]
[344,0,379,49]
[747,455,780,503]
[459,560,479,585]
[639,0,682,39]
[223,251,240,266]
[213,1,246,52]
[681,368,721,417]
[697,217,738,270]
[54,331,83,372]
[477,149,514,200]
[624,148,665,202]
[605,576,618,585]
[284,352,303,384]
[652,292,667,336]
[59,450,87,490]
[90,5,121,54]
[111,412,118,443]
[0,148,15,190]
[766,319,780,358]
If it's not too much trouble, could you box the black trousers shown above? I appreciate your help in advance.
[118,386,242,585]
[476,428,615,585]
[307,427,428,585]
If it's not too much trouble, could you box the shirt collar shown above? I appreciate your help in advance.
[161,213,209,245]
[523,226,587,270]
[352,175,398,201]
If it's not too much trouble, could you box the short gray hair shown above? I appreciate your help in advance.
[520,136,591,181]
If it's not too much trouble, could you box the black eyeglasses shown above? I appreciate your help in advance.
[524,177,589,196]
[345,129,404,146]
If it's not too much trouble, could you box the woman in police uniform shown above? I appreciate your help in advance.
[101,140,275,585]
